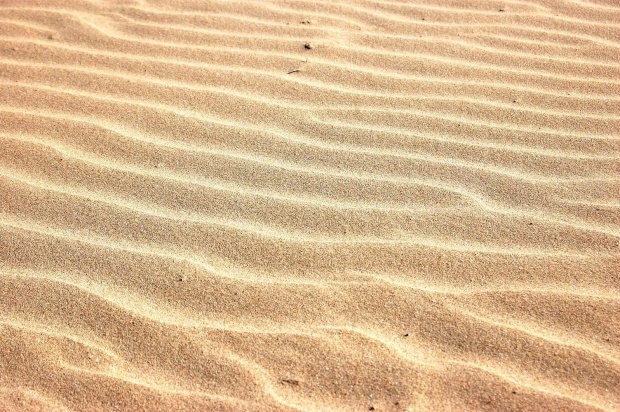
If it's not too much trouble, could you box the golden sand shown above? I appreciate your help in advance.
[0,0,619,410]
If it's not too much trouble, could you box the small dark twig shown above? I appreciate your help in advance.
[287,68,301,74]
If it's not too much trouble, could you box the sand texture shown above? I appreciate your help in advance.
[0,0,619,410]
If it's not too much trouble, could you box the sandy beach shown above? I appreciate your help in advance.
[0,0,619,410]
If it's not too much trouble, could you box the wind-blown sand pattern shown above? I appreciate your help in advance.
[0,0,619,410]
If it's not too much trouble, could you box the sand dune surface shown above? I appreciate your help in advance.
[0,0,619,411]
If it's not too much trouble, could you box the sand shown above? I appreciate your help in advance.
[0,0,619,410]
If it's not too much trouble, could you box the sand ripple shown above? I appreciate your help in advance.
[1,0,619,410]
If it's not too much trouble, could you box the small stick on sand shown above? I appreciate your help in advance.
[287,68,301,74]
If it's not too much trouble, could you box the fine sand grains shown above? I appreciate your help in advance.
[0,0,619,411]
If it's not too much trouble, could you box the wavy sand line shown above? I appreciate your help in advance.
[3,96,609,188]
[4,131,617,240]
[6,36,619,102]
[5,132,618,247]
[3,269,615,412]
[5,58,619,120]
[5,8,619,81]
[107,15,620,67]
[3,80,615,144]
[1,1,618,410]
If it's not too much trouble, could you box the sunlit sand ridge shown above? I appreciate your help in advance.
[0,0,619,410]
